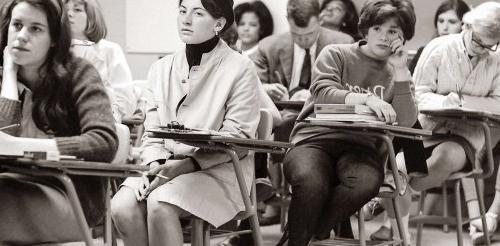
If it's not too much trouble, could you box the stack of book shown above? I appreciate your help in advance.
[313,104,382,123]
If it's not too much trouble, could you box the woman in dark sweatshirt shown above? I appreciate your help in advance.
[281,0,417,245]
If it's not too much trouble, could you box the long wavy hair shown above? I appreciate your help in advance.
[0,0,76,135]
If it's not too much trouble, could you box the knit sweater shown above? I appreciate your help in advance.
[291,42,418,151]
[0,57,118,225]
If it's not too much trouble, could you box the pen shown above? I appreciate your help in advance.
[0,124,20,131]
[456,83,464,107]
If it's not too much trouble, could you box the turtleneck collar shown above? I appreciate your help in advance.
[186,35,220,69]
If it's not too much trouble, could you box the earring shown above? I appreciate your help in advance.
[215,30,219,36]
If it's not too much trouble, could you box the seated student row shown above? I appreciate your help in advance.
[1,1,500,246]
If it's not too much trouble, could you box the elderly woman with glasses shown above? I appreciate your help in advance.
[412,2,500,244]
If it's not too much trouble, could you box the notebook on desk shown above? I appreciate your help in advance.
[0,131,61,160]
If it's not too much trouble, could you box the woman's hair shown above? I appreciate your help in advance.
[358,0,416,41]
[179,0,235,33]
[234,1,273,41]
[433,0,470,28]
[0,0,77,134]
[320,0,360,40]
[462,1,500,39]
[65,0,107,42]
[287,0,320,28]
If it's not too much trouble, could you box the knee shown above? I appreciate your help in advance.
[342,169,382,199]
[284,157,324,191]
[146,197,181,226]
[111,189,142,230]
[431,145,466,173]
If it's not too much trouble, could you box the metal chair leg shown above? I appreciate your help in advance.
[224,149,264,246]
[191,217,205,246]
[454,181,463,246]
[54,173,94,246]
[104,178,112,246]
[475,177,491,246]
[358,208,366,246]
[392,197,408,246]
[442,182,449,233]
[416,190,426,246]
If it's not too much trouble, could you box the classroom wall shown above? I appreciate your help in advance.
[101,0,489,79]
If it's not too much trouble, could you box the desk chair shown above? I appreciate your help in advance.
[0,123,145,246]
[299,120,433,246]
[410,109,499,246]
[189,109,275,246]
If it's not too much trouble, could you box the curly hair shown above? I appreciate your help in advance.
[234,1,274,41]
[358,0,416,41]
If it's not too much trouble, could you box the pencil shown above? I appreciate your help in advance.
[155,174,170,180]
[0,124,20,131]
[456,84,464,107]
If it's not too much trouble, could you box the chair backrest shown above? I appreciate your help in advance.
[257,108,273,141]
[112,123,131,164]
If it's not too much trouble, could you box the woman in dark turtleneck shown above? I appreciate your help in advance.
[111,0,262,245]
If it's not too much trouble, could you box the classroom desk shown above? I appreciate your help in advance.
[416,108,500,246]
[302,119,432,246]
[0,158,149,246]
[147,128,293,246]
[420,108,500,179]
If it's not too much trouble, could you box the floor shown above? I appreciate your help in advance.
[58,217,500,246]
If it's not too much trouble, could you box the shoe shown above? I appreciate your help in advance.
[470,212,498,245]
[259,213,281,226]
[361,197,385,221]
[256,178,276,202]
[218,235,239,246]
[382,169,409,196]
[370,225,392,241]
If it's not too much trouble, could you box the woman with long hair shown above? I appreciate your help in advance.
[0,0,117,243]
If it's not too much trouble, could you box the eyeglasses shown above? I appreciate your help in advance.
[471,33,499,52]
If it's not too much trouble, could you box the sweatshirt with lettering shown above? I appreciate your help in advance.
[291,42,417,152]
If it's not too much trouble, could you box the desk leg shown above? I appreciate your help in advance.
[479,121,493,246]
[223,149,264,246]
[380,135,409,246]
[104,178,113,246]
[54,173,95,246]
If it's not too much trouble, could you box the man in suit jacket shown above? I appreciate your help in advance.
[252,0,354,102]
[247,0,354,231]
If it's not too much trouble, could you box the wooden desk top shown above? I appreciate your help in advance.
[0,158,149,173]
[147,128,293,150]
[420,108,500,124]
[303,118,433,137]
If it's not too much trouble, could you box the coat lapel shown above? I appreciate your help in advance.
[279,36,294,88]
